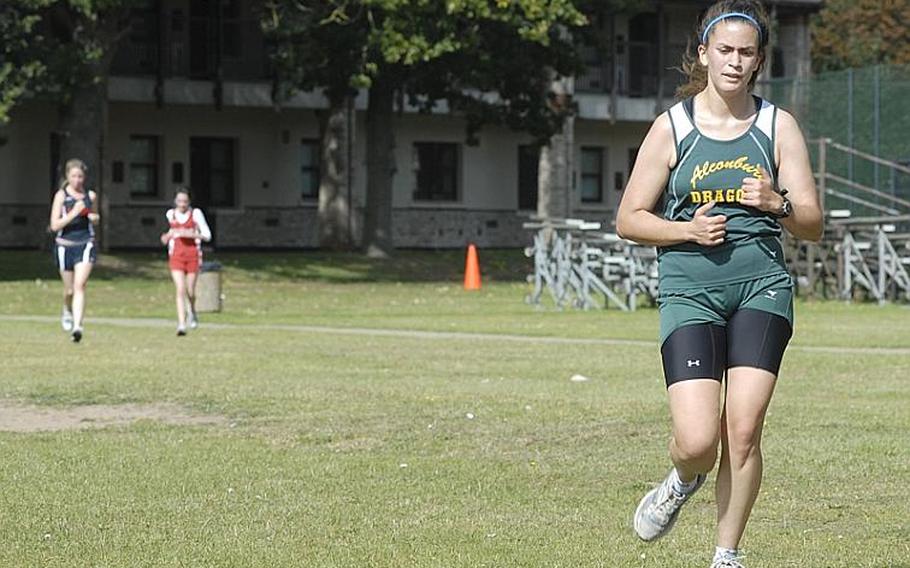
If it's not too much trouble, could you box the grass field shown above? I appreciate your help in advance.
[2,249,908,567]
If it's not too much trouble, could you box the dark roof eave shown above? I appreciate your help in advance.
[664,0,823,11]
[764,0,824,8]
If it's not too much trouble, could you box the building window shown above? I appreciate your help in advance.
[222,0,242,59]
[580,147,604,203]
[301,139,320,199]
[189,137,235,207]
[109,5,159,76]
[49,132,62,197]
[129,135,159,197]
[628,12,660,97]
[518,145,539,210]
[771,46,785,78]
[413,142,459,202]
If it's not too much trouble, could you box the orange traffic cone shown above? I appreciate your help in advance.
[464,244,482,290]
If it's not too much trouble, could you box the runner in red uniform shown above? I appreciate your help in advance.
[160,187,211,336]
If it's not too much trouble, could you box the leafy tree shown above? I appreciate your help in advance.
[362,1,587,256]
[812,0,910,72]
[1,0,139,247]
[0,1,50,123]
[266,0,587,256]
[36,1,137,192]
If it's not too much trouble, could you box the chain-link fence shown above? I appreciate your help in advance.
[756,65,910,217]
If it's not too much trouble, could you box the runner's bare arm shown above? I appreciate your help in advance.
[48,190,75,232]
[87,190,100,224]
[617,114,725,247]
[775,110,823,241]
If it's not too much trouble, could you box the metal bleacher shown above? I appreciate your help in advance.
[524,139,910,310]
[795,139,910,303]
[525,213,910,310]
[523,218,658,311]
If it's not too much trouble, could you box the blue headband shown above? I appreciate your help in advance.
[701,12,762,44]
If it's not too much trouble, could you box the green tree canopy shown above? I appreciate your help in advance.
[0,1,50,123]
[812,0,910,72]
[1,1,139,121]
[265,0,587,141]
[265,0,589,255]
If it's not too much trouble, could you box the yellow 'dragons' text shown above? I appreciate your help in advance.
[690,188,746,204]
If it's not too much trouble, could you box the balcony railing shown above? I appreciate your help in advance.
[111,12,684,98]
[111,16,271,82]
[575,41,688,99]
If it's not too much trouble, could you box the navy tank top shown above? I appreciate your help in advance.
[57,188,95,244]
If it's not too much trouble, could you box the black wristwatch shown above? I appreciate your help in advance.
[772,188,792,219]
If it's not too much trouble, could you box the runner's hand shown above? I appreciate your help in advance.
[741,165,783,212]
[688,201,726,246]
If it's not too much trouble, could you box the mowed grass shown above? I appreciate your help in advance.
[1,250,908,567]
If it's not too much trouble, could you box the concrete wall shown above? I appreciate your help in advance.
[0,102,58,205]
[215,207,320,248]
[0,103,59,248]
[0,103,649,249]
[574,119,650,230]
[391,115,523,210]
[101,103,327,247]
[393,208,528,248]
[105,102,322,208]
[0,205,49,249]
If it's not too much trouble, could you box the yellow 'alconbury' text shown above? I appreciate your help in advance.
[690,156,762,189]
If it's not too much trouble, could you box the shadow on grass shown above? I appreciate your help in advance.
[0,248,531,284]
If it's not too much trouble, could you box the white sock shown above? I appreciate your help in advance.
[671,468,699,494]
[714,546,740,561]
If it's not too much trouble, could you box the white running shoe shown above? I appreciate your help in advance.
[187,312,198,330]
[710,557,745,568]
[176,325,187,337]
[633,469,705,541]
[62,309,74,332]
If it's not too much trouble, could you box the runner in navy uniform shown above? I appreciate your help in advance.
[49,159,100,343]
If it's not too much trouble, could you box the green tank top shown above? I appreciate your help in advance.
[658,96,789,290]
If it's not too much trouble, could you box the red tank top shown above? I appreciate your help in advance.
[168,208,201,259]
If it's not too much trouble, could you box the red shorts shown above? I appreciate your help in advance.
[169,254,200,273]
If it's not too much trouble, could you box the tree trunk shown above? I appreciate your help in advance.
[57,71,110,249]
[55,13,124,251]
[362,75,396,258]
[537,76,575,220]
[537,112,574,220]
[318,95,354,249]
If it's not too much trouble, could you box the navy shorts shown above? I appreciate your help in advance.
[55,241,97,271]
